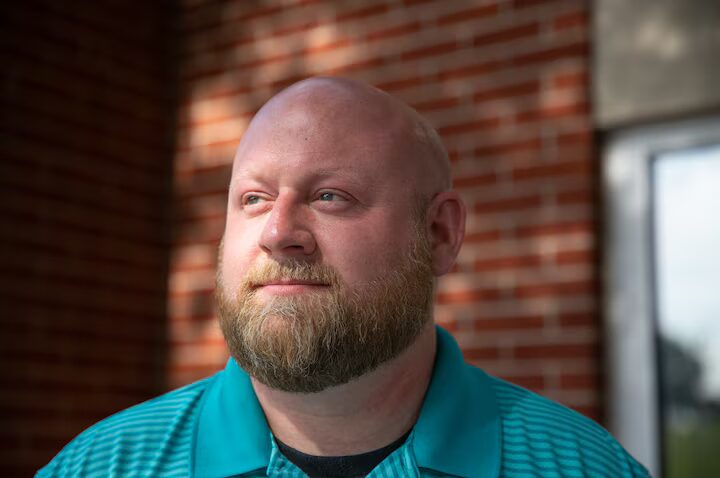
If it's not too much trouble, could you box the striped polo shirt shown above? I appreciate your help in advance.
[37,327,650,477]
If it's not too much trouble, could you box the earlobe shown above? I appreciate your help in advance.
[427,191,466,276]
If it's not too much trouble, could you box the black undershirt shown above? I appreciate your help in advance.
[275,429,412,478]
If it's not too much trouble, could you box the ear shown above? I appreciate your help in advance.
[426,191,466,276]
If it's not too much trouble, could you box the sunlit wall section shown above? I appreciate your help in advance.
[168,0,597,418]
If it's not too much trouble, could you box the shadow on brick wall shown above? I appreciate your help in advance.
[1,0,597,474]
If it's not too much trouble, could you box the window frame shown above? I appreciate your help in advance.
[603,116,720,478]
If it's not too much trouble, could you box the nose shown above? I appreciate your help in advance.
[258,196,317,258]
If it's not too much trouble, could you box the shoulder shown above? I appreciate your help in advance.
[36,377,214,478]
[478,370,651,477]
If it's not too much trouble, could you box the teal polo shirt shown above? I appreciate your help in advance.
[37,327,650,477]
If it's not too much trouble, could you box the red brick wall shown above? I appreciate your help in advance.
[2,0,596,473]
[171,0,597,418]
[0,1,175,474]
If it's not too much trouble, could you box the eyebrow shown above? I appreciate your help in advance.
[229,167,368,191]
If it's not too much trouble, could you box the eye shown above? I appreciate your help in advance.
[240,193,271,212]
[244,194,264,205]
[317,191,347,202]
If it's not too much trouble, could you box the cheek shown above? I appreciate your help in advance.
[315,216,412,283]
[220,220,261,289]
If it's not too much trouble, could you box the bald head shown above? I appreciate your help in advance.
[235,77,452,200]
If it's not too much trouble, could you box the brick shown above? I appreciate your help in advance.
[503,374,545,391]
[437,3,499,26]
[376,75,429,92]
[464,229,502,243]
[555,248,593,266]
[0,276,166,318]
[2,359,159,396]
[473,315,545,331]
[514,220,592,238]
[474,194,542,214]
[557,189,593,206]
[0,228,166,271]
[474,254,544,271]
[412,95,460,112]
[473,23,539,47]
[272,19,320,37]
[2,250,166,293]
[514,101,589,123]
[553,10,588,31]
[335,4,390,23]
[227,4,286,23]
[172,218,225,247]
[1,188,166,244]
[551,69,588,90]
[573,405,601,421]
[454,172,497,189]
[436,288,502,305]
[170,341,230,368]
[0,161,164,220]
[2,108,165,173]
[438,59,509,80]
[2,143,163,197]
[402,0,436,5]
[557,129,592,146]
[2,333,162,367]
[169,267,215,295]
[475,137,543,157]
[560,372,598,390]
[514,280,594,298]
[463,346,501,360]
[172,212,225,246]
[437,116,501,136]
[514,343,595,360]
[2,79,163,144]
[558,312,595,327]
[511,0,568,9]
[366,21,422,41]
[401,40,458,61]
[512,159,591,181]
[322,56,390,76]
[474,80,540,102]
[513,42,588,66]
[168,291,216,322]
[302,38,353,55]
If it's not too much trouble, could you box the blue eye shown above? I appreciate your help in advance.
[318,192,339,201]
[243,194,265,206]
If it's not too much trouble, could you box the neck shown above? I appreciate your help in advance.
[251,323,437,457]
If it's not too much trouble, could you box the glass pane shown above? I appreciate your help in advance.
[653,144,720,478]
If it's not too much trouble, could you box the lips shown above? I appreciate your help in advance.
[250,280,332,296]
[263,280,326,286]
[254,280,329,288]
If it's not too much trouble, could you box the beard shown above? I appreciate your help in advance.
[215,227,434,393]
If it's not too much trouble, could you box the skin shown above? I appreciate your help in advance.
[219,77,466,456]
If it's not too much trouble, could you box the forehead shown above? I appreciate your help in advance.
[231,100,411,184]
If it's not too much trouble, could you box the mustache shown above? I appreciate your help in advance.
[241,260,342,289]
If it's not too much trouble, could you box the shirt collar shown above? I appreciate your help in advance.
[193,358,271,478]
[411,326,501,478]
[193,326,501,478]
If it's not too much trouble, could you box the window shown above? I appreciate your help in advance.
[604,117,720,478]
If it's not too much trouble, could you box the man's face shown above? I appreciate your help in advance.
[216,89,436,393]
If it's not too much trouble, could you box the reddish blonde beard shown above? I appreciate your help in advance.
[215,230,434,393]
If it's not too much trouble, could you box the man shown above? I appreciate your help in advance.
[38,77,649,477]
